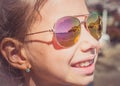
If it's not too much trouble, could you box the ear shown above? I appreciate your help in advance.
[0,38,31,71]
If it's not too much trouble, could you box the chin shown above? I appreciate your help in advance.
[65,73,94,86]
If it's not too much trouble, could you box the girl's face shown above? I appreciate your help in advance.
[25,0,100,85]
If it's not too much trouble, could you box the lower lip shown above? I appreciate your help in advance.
[71,62,95,75]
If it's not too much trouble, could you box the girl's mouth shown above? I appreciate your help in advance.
[72,59,94,68]
[71,58,95,75]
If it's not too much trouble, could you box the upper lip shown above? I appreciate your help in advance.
[70,55,96,67]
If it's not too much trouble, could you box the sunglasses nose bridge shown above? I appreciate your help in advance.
[80,21,86,29]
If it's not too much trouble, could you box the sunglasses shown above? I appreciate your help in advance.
[27,13,102,48]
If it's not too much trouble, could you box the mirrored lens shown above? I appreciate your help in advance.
[54,16,81,47]
[87,13,102,40]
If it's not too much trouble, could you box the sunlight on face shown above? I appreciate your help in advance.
[25,0,100,86]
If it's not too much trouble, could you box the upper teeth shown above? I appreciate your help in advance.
[78,60,94,67]
[80,61,90,67]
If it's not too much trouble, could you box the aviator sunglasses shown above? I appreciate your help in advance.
[27,13,102,48]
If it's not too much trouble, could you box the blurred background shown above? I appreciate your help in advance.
[87,0,120,86]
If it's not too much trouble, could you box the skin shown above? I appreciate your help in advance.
[0,0,100,86]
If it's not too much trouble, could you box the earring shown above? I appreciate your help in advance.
[25,68,31,73]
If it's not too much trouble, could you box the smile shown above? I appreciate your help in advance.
[72,59,94,68]
[71,56,96,75]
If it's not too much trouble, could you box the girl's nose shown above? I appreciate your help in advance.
[78,26,100,52]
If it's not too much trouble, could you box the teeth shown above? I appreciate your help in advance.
[80,61,90,67]
[79,60,93,67]
[72,59,94,68]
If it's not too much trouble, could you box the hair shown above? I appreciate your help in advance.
[0,0,46,85]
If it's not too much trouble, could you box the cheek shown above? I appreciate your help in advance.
[43,51,75,82]
[25,41,76,80]
[43,50,75,81]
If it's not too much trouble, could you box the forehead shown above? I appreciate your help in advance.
[40,0,89,18]
[35,0,89,29]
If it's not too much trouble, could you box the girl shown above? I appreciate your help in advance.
[0,0,102,86]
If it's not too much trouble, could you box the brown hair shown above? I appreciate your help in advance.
[0,0,46,85]
[0,0,46,42]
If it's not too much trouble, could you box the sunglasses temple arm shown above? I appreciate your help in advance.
[26,29,54,35]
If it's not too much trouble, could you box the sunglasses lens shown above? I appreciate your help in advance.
[54,16,80,48]
[87,13,102,40]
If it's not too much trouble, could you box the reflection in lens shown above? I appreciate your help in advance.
[54,16,81,47]
[87,13,102,40]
